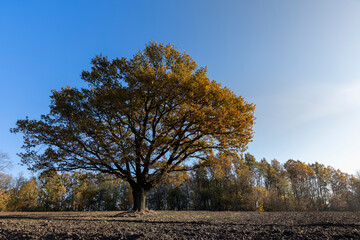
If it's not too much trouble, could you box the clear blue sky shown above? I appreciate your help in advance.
[1,0,360,177]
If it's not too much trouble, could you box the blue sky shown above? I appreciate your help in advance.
[1,0,359,177]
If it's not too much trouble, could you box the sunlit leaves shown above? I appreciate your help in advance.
[11,42,255,210]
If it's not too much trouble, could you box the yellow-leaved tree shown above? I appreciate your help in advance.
[16,177,39,211]
[11,42,255,211]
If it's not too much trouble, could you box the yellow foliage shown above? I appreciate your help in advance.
[0,189,9,211]
[254,186,268,212]
[16,178,39,211]
[208,152,240,178]
[163,169,189,187]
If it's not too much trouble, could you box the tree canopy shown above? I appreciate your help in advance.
[11,42,255,210]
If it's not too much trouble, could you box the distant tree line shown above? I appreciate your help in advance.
[0,153,359,211]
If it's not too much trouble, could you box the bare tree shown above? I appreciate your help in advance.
[0,151,11,172]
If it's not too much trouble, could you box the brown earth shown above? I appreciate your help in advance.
[0,211,358,239]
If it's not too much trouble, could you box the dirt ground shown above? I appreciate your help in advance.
[0,211,358,239]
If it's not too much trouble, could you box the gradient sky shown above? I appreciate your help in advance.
[1,0,359,177]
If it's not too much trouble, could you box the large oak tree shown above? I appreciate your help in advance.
[12,42,255,211]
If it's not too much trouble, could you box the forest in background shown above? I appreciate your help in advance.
[0,153,359,212]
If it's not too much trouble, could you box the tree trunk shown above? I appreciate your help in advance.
[131,185,149,211]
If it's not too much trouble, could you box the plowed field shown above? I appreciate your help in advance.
[0,211,358,239]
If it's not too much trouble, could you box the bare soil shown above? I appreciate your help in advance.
[0,211,358,239]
